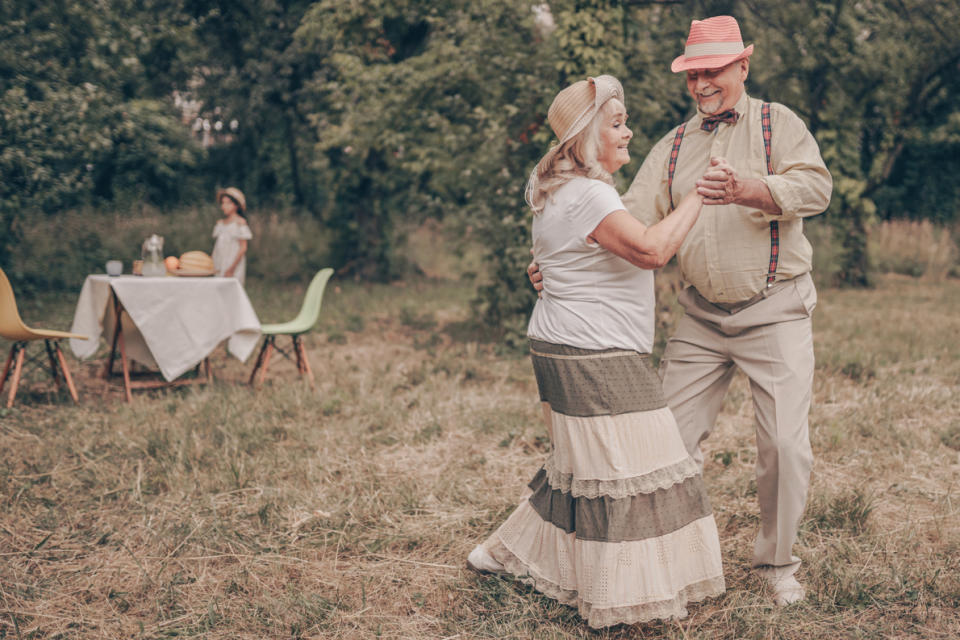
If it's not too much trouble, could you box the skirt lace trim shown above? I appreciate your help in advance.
[543,455,702,500]
[486,536,725,628]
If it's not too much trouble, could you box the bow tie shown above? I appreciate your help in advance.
[700,109,740,132]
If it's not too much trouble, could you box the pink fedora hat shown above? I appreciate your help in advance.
[670,16,754,73]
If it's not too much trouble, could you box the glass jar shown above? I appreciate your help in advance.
[141,234,166,277]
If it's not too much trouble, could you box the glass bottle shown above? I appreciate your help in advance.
[141,234,166,277]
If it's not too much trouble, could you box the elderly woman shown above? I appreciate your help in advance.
[467,76,725,628]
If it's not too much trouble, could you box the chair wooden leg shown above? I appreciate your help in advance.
[256,337,275,388]
[0,344,16,396]
[248,338,269,386]
[203,357,212,383]
[54,342,80,404]
[117,323,133,403]
[6,344,26,409]
[296,337,317,390]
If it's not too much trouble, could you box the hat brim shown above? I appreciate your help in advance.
[671,44,753,73]
[216,189,246,213]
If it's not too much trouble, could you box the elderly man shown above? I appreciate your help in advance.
[529,15,832,605]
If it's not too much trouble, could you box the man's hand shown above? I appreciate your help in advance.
[696,156,782,214]
[527,253,544,296]
[696,157,739,205]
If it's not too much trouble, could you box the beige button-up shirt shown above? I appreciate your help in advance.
[621,92,832,304]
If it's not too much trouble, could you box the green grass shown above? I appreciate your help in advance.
[1,259,959,637]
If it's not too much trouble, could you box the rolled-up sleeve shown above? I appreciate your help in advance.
[761,103,833,220]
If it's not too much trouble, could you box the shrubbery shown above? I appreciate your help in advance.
[869,220,959,280]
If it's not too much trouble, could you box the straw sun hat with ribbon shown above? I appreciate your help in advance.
[670,15,754,73]
[216,187,247,214]
[547,75,624,145]
[526,75,625,212]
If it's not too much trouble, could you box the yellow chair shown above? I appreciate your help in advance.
[0,267,87,407]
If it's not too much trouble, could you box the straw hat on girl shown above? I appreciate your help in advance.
[670,15,754,72]
[216,187,247,214]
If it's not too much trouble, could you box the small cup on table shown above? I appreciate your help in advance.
[106,260,123,277]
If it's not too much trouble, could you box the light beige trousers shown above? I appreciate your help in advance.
[660,273,816,570]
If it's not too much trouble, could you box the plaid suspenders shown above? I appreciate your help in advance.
[761,102,778,285]
[667,123,686,210]
[666,103,779,285]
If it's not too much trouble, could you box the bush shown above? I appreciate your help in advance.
[805,216,845,289]
[869,219,959,280]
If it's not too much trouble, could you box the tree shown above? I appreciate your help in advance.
[0,0,200,272]
[183,0,322,208]
[741,0,960,285]
[294,0,560,283]
[4,0,959,323]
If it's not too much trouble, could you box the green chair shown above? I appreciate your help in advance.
[248,268,334,389]
[0,266,87,407]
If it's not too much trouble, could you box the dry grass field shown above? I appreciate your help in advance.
[2,246,959,638]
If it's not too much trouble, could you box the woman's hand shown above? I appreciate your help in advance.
[696,156,782,213]
[696,157,738,204]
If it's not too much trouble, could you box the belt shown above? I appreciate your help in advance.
[708,277,797,314]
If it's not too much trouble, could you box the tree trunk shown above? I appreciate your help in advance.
[835,202,871,288]
[285,109,304,206]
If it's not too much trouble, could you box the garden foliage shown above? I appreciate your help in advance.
[3,0,960,335]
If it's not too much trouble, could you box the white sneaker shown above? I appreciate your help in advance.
[758,567,805,606]
[771,574,805,606]
[466,545,505,575]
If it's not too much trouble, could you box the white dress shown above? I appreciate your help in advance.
[212,219,253,285]
[482,178,725,628]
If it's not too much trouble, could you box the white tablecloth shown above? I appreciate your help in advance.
[70,275,261,381]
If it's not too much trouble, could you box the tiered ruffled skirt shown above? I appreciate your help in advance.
[484,340,725,628]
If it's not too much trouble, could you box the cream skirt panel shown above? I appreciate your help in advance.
[488,497,725,628]
[547,406,699,499]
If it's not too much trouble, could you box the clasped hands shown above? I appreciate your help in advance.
[696,156,739,205]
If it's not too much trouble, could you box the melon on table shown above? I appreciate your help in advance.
[178,251,215,273]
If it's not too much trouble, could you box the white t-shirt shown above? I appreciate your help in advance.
[527,177,655,353]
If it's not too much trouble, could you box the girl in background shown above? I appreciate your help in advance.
[212,187,252,285]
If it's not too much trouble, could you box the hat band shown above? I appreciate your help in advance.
[559,103,595,143]
[683,41,744,58]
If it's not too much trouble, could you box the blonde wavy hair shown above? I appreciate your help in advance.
[525,99,622,214]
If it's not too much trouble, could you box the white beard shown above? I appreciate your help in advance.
[697,94,724,114]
